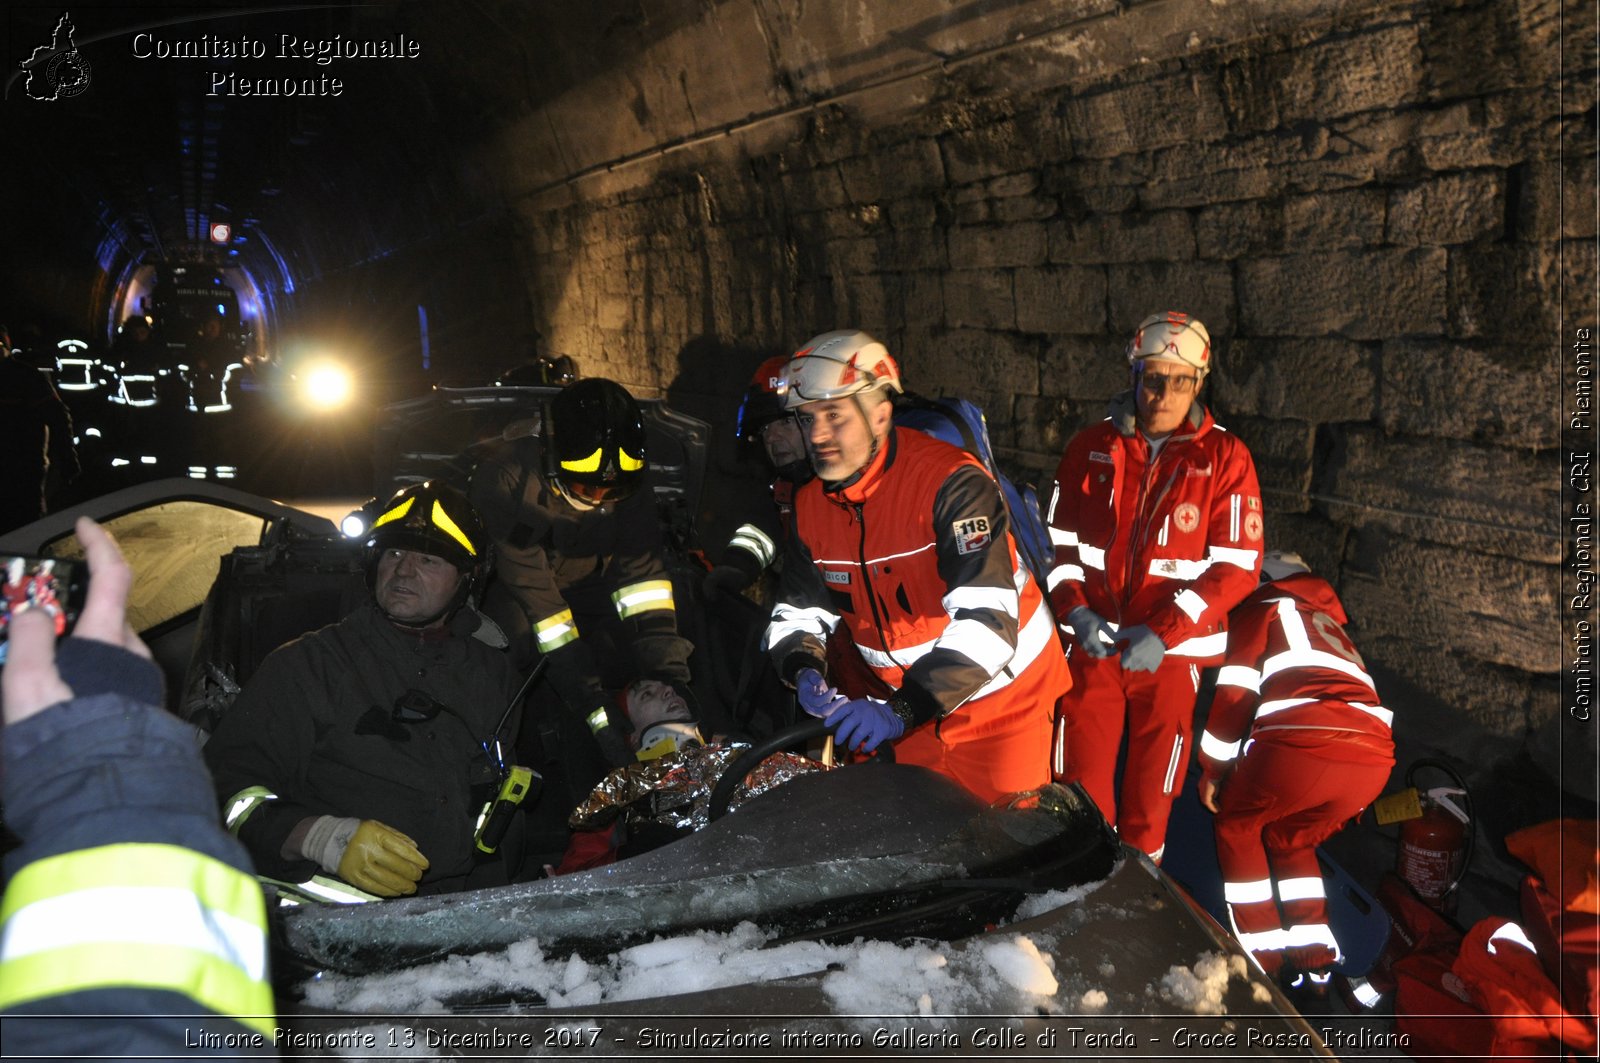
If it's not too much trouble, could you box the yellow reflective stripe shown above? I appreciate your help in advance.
[619,449,643,472]
[612,579,675,619]
[0,944,274,1036]
[223,786,276,833]
[430,500,477,557]
[0,844,272,1034]
[535,608,579,651]
[371,495,414,529]
[585,707,610,733]
[561,447,603,473]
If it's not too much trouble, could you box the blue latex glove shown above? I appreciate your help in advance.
[795,667,846,719]
[829,697,905,754]
[1119,624,1166,673]
[1067,606,1117,659]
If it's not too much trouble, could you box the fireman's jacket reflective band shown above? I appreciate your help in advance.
[560,447,644,473]
[0,843,274,1035]
[585,707,611,734]
[728,524,777,569]
[371,497,478,557]
[612,579,674,620]
[535,608,579,652]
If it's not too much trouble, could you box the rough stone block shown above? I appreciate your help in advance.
[1519,156,1599,240]
[1196,201,1283,260]
[1012,394,1077,470]
[1040,336,1127,404]
[1238,248,1446,339]
[1361,637,1544,740]
[902,272,945,330]
[1449,243,1561,341]
[1322,427,1562,564]
[1338,531,1560,672]
[1048,210,1197,265]
[839,137,945,201]
[987,172,1040,198]
[888,197,940,230]
[940,116,1031,187]
[1107,261,1235,337]
[1013,266,1105,335]
[942,269,1016,331]
[1413,95,1553,172]
[1283,188,1388,249]
[1219,24,1424,131]
[1062,72,1229,159]
[1419,0,1562,100]
[992,196,1060,224]
[1222,414,1314,513]
[954,200,993,226]
[902,328,1044,398]
[1387,172,1505,246]
[1380,339,1561,448]
[778,163,852,211]
[1213,337,1377,423]
[1260,511,1349,585]
[949,222,1047,268]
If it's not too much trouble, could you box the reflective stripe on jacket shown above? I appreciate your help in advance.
[1046,395,1263,661]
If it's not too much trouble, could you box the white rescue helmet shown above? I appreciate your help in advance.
[1260,550,1311,583]
[780,330,903,411]
[1126,311,1213,377]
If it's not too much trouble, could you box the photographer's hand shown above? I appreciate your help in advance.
[2,517,150,727]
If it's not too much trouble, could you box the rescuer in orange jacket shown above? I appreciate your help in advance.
[1198,551,1396,991]
[1046,311,1263,861]
[765,330,1069,802]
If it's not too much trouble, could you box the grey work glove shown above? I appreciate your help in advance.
[1067,606,1117,659]
[1118,624,1166,673]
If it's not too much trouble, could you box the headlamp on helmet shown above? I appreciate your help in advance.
[546,378,647,508]
[779,330,903,411]
[1126,311,1213,377]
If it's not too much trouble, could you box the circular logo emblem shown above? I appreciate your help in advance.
[1173,503,1200,533]
[47,51,92,99]
[1244,511,1264,542]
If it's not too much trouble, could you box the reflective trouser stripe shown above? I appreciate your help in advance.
[613,579,675,619]
[223,786,276,833]
[0,844,273,1034]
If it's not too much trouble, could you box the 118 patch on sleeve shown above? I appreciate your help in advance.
[952,515,991,555]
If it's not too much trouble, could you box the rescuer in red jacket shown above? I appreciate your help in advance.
[1198,552,1396,991]
[1046,311,1263,861]
[765,330,1069,802]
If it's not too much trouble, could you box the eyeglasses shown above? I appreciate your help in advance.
[1138,369,1201,395]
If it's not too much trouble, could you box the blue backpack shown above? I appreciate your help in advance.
[894,395,1054,592]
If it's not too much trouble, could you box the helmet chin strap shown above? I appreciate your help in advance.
[551,479,602,511]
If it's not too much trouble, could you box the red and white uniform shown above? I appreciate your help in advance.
[1199,573,1395,976]
[768,428,1069,801]
[1047,397,1262,859]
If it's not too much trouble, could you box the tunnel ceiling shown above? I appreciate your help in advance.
[3,0,690,335]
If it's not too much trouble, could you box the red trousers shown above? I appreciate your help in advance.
[1213,730,1392,974]
[892,706,1053,805]
[1062,651,1203,860]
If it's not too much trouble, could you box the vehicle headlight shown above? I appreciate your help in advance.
[299,361,354,412]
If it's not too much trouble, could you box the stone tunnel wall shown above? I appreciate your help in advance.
[485,0,1590,755]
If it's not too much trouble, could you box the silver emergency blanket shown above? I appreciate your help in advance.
[569,744,825,832]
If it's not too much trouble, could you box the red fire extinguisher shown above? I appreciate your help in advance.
[1394,760,1474,915]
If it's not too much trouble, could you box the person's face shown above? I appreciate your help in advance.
[760,416,806,469]
[374,548,464,625]
[796,397,891,481]
[1133,360,1203,439]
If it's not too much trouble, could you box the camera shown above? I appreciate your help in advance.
[0,555,89,664]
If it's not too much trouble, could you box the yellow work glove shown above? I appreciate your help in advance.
[337,819,429,897]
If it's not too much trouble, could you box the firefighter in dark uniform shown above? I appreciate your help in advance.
[205,481,519,899]
[469,378,698,794]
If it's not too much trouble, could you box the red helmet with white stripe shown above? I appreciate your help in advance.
[1126,311,1213,378]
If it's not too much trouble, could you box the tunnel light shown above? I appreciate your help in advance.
[84,427,101,437]
[210,222,232,244]
[111,458,130,467]
[298,360,354,412]
[140,455,158,465]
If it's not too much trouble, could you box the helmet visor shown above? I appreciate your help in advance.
[564,479,633,505]
[780,355,887,405]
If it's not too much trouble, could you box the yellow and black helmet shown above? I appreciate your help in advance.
[545,378,647,507]
[365,480,487,579]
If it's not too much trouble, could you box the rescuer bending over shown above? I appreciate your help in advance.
[764,330,1069,802]
[1199,551,1395,996]
[206,481,519,899]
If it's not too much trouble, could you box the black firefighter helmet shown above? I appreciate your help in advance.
[364,481,488,616]
[544,378,646,508]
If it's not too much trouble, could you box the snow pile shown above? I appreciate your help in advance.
[1079,988,1109,1010]
[302,922,1067,1015]
[1152,951,1250,1015]
[1010,878,1108,921]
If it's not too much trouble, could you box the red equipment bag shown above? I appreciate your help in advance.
[1394,916,1598,1059]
